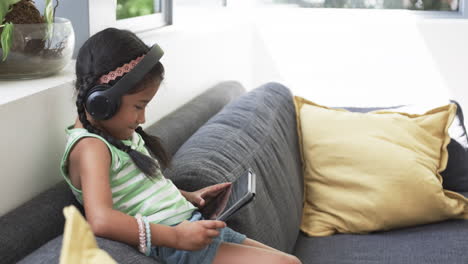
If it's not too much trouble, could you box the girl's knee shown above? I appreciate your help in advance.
[292,255,302,264]
[283,254,302,264]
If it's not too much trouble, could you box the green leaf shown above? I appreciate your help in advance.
[44,0,54,24]
[1,22,14,61]
[0,0,21,24]
[43,0,54,41]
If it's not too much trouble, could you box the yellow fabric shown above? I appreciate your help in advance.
[294,96,468,237]
[60,205,117,264]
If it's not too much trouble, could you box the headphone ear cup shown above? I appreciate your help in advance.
[85,84,118,120]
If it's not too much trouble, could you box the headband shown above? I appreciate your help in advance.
[98,55,145,84]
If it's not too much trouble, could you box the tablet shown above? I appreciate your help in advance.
[201,169,256,221]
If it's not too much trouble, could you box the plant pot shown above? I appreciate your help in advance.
[0,17,75,80]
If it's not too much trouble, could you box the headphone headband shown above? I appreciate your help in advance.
[107,44,164,98]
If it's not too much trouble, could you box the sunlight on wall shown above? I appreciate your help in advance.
[252,8,454,108]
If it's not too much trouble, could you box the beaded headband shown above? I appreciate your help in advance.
[98,55,145,84]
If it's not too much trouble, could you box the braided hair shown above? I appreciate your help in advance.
[74,28,170,179]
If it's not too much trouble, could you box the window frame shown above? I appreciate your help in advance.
[418,0,468,18]
[228,0,468,18]
[88,0,172,36]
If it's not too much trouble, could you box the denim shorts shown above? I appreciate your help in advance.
[150,211,247,264]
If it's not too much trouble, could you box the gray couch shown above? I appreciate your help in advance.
[1,81,468,264]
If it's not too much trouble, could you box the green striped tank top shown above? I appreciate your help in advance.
[60,126,196,226]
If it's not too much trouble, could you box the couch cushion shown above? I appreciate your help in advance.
[163,82,303,253]
[293,193,468,264]
[18,235,161,264]
[339,101,468,193]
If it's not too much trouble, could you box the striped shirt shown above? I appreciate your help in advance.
[60,126,196,226]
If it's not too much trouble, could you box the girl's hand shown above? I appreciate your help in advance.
[173,220,226,251]
[187,183,232,209]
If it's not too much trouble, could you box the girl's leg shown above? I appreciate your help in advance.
[212,242,302,264]
[242,238,284,253]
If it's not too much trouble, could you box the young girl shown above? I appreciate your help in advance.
[60,27,301,264]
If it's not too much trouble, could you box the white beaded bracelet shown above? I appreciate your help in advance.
[142,216,152,256]
[135,214,147,254]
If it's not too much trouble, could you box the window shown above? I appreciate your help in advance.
[243,0,468,17]
[117,0,162,20]
[174,0,226,7]
[89,0,172,36]
[254,0,459,10]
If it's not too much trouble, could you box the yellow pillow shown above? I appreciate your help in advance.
[60,205,117,264]
[294,96,468,237]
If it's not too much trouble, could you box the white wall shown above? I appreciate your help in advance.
[139,8,254,125]
[0,8,253,216]
[0,81,74,217]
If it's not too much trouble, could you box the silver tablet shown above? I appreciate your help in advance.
[201,169,256,221]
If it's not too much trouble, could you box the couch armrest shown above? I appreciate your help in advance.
[0,181,82,264]
[164,82,304,253]
[146,80,246,156]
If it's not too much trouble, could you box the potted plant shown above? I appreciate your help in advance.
[0,0,74,79]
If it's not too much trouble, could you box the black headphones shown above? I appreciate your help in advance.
[84,44,164,120]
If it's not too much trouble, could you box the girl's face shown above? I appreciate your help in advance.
[91,81,160,140]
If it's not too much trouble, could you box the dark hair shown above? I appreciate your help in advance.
[74,28,170,179]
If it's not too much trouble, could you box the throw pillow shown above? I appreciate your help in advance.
[294,96,468,237]
[60,205,117,264]
[336,101,468,193]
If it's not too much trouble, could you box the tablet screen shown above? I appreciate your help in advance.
[201,169,254,221]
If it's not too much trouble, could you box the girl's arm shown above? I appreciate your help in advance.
[72,137,224,251]
[179,189,190,200]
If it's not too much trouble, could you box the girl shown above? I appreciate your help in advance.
[61,27,301,264]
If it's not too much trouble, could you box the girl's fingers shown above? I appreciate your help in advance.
[204,182,231,196]
[200,220,226,229]
[206,189,223,197]
[208,183,230,192]
[206,229,221,238]
[197,198,205,207]
[217,182,232,189]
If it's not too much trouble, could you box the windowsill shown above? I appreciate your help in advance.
[0,60,76,106]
